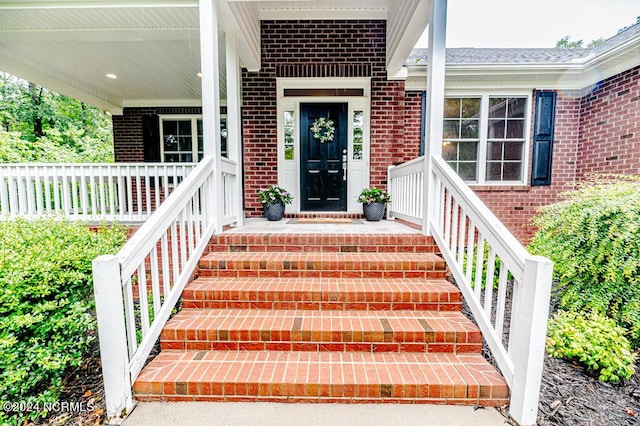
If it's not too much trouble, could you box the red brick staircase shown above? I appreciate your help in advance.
[133,233,508,405]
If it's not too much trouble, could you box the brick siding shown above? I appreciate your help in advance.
[242,20,404,216]
[577,65,640,178]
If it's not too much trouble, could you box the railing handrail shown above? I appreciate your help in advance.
[0,162,197,168]
[388,154,553,425]
[119,156,214,279]
[430,156,529,280]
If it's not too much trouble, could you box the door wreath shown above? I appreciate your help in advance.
[311,117,335,143]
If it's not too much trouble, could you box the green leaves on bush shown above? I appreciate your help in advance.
[529,176,640,346]
[547,310,636,383]
[0,218,126,425]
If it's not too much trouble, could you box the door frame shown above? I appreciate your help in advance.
[276,77,371,213]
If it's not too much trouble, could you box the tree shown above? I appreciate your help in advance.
[556,16,640,49]
[0,72,114,163]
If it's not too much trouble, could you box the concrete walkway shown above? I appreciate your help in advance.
[123,402,507,426]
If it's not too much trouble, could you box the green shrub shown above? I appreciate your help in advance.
[0,218,126,425]
[529,176,640,346]
[547,310,636,383]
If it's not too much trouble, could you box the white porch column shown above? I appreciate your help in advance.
[199,0,223,232]
[422,0,447,235]
[226,31,244,226]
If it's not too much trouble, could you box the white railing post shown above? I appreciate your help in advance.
[508,256,553,426]
[386,164,395,220]
[92,255,133,422]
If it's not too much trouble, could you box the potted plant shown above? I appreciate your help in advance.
[257,185,293,221]
[357,187,391,221]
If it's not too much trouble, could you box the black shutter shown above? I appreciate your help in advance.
[142,114,160,162]
[531,91,557,186]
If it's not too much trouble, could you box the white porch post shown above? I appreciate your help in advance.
[422,0,447,235]
[92,255,133,422]
[226,30,244,226]
[199,0,223,233]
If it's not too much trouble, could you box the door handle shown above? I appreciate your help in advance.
[342,149,347,181]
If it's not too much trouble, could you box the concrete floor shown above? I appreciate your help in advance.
[225,218,422,235]
[122,402,507,426]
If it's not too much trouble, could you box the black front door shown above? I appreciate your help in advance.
[300,103,348,211]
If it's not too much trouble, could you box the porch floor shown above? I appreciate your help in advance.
[226,218,421,234]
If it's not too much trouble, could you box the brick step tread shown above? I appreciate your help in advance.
[208,233,438,254]
[182,277,461,312]
[198,253,447,279]
[133,351,508,405]
[160,309,481,354]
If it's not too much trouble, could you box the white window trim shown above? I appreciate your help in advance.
[444,90,532,186]
[159,115,203,163]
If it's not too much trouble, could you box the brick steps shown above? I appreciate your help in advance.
[198,252,447,279]
[160,309,482,354]
[207,233,439,253]
[133,232,508,407]
[181,277,462,311]
[133,351,509,405]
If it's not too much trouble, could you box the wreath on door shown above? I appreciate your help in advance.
[311,117,335,143]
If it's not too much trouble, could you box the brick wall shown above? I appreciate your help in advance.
[112,106,202,163]
[577,65,640,178]
[242,20,404,216]
[404,91,423,161]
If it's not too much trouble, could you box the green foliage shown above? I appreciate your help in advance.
[555,35,584,49]
[257,185,293,205]
[0,73,113,163]
[547,310,637,383]
[529,176,640,346]
[0,219,126,425]
[357,187,391,204]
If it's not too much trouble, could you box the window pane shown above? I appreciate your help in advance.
[165,154,179,163]
[179,120,191,135]
[487,142,503,161]
[197,120,204,152]
[488,98,507,118]
[504,142,523,160]
[459,142,477,161]
[444,98,460,118]
[181,153,192,162]
[460,120,479,138]
[503,162,522,180]
[486,162,502,181]
[443,121,459,139]
[487,120,505,138]
[506,120,524,138]
[508,98,526,118]
[461,98,480,118]
[458,163,477,181]
[352,110,364,161]
[442,141,457,160]
[178,136,192,151]
[284,110,295,160]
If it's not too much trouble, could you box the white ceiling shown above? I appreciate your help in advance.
[0,0,431,114]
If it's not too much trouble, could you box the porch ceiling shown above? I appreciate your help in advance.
[0,0,431,115]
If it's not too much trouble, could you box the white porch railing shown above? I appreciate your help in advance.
[0,163,195,222]
[91,156,231,422]
[388,155,553,426]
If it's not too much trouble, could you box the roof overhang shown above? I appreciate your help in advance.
[405,30,640,95]
[0,0,433,115]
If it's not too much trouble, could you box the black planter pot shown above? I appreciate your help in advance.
[362,202,386,221]
[263,202,285,221]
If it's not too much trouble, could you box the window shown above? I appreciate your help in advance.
[353,110,364,160]
[442,95,529,184]
[283,111,295,160]
[160,115,228,162]
[161,117,202,163]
